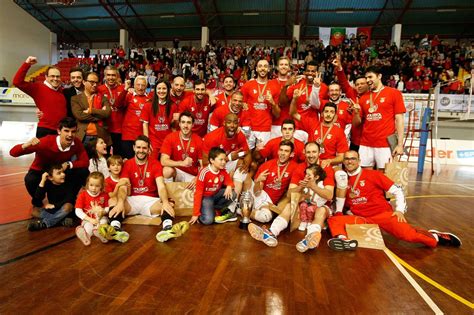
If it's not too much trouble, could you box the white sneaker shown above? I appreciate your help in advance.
[298,222,308,231]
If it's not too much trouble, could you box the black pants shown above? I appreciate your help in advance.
[110,132,123,157]
[121,140,135,159]
[36,127,57,139]
[25,168,89,207]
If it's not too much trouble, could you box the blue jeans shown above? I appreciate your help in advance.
[39,204,71,228]
[199,188,236,225]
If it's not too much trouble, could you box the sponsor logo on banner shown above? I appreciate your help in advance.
[0,88,35,105]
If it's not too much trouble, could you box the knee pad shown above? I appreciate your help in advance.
[253,208,272,223]
[335,170,348,189]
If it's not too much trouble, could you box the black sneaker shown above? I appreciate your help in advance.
[60,217,75,228]
[27,220,47,231]
[429,230,462,247]
[327,237,358,251]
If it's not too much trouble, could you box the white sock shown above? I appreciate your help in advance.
[164,177,173,183]
[83,222,94,236]
[269,217,288,237]
[162,219,172,229]
[228,200,237,213]
[335,197,345,213]
[306,223,322,236]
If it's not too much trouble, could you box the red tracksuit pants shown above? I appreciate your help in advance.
[327,212,437,248]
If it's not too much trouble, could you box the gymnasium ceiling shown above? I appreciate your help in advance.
[14,0,474,44]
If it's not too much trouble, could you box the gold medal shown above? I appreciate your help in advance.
[368,106,376,113]
[258,95,265,102]
[349,192,356,198]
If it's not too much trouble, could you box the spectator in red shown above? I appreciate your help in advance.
[421,76,433,93]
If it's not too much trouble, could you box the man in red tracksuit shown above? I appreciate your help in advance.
[327,150,462,251]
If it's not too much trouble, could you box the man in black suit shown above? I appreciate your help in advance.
[63,67,84,118]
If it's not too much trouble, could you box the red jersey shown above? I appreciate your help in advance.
[287,79,325,128]
[75,190,109,219]
[140,102,178,149]
[241,79,280,131]
[308,124,348,160]
[160,131,203,176]
[255,159,298,204]
[291,162,335,187]
[105,176,119,195]
[193,166,234,216]
[121,158,163,197]
[359,87,406,147]
[346,169,394,217]
[13,63,66,131]
[209,105,251,129]
[170,91,192,109]
[202,127,249,155]
[215,90,232,108]
[116,91,151,141]
[179,95,212,137]
[259,137,305,163]
[271,78,291,126]
[97,84,125,133]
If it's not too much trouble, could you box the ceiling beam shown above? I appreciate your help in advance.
[295,0,300,25]
[98,0,143,42]
[373,0,389,27]
[123,0,154,40]
[48,5,91,41]
[192,0,206,26]
[211,0,225,38]
[396,0,413,24]
[303,0,310,37]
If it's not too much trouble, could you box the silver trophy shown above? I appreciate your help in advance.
[239,190,253,229]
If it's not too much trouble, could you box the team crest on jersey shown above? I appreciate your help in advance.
[134,99,138,103]
[204,106,208,112]
[100,197,105,204]
[139,103,145,109]
[134,172,138,177]
[177,145,182,150]
[360,180,365,187]
[158,117,165,123]
[271,172,275,177]
[197,112,202,118]
[146,172,150,178]
[314,130,319,135]
[214,177,219,183]
[219,175,224,182]
[380,97,385,103]
[253,89,257,94]
[365,100,370,104]
[190,147,195,153]
[284,173,289,178]
[339,110,344,115]
[191,107,195,112]
[327,134,332,139]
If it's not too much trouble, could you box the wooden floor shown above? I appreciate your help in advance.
[0,150,473,314]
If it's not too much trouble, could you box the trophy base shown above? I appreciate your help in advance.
[239,220,250,230]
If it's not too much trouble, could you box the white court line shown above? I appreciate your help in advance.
[0,171,27,178]
[384,249,444,314]
[409,180,474,187]
[457,184,474,191]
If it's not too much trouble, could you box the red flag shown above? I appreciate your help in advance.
[357,27,372,47]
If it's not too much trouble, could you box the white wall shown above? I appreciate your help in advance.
[0,1,52,84]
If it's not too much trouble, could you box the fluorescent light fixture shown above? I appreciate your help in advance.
[336,10,354,14]
[160,15,175,18]
[436,9,456,12]
[243,12,259,16]
[87,18,100,21]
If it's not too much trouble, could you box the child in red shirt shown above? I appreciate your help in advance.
[190,147,236,225]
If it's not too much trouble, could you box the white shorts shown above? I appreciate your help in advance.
[249,181,274,210]
[359,145,392,169]
[270,125,282,139]
[175,168,196,182]
[225,160,247,183]
[248,131,271,149]
[127,195,160,217]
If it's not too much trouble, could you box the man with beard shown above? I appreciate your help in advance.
[208,91,251,133]
[71,72,111,146]
[97,65,126,156]
[283,60,328,139]
[202,113,251,222]
[161,111,203,186]
[353,66,406,170]
[326,151,461,251]
[109,135,177,242]
[13,56,66,138]
[270,57,292,139]
[215,75,236,108]
[331,55,369,151]
[248,141,335,251]
[245,140,298,223]
[10,117,89,219]
[179,79,216,137]
[254,119,305,164]
[241,59,280,148]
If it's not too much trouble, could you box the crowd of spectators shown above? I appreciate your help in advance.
[46,34,474,95]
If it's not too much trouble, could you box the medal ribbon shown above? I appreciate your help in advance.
[369,87,384,110]
[319,124,334,146]
[179,134,192,159]
[350,169,363,197]
[276,161,290,183]
[137,161,148,186]
[257,81,268,101]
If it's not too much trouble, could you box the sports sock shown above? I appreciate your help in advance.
[306,223,322,236]
[335,197,345,213]
[269,217,288,237]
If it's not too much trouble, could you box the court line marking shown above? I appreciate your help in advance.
[386,248,474,310]
[0,171,27,178]
[457,184,474,191]
[405,195,474,199]
[384,248,443,314]
[408,181,474,187]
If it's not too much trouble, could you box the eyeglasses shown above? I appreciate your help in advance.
[48,75,60,78]
[86,80,99,85]
[343,157,358,161]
